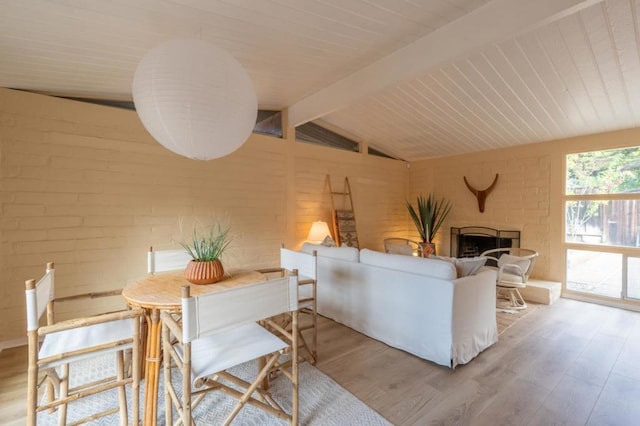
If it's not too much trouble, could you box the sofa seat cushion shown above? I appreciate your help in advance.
[301,243,360,262]
[360,249,456,280]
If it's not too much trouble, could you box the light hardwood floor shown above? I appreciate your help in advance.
[2,298,639,425]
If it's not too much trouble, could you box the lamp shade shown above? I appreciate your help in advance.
[307,221,331,243]
[132,39,257,160]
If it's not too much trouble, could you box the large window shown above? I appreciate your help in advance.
[564,146,640,302]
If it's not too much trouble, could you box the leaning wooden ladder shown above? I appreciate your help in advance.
[327,175,360,248]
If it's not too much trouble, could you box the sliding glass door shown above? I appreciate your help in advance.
[564,147,640,304]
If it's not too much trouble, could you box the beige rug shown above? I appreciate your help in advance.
[497,302,545,335]
[39,355,391,425]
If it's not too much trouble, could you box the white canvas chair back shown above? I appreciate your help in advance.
[25,262,54,332]
[182,276,299,343]
[147,246,192,273]
[280,248,317,280]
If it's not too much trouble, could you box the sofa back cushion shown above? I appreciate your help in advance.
[359,249,456,280]
[300,243,360,262]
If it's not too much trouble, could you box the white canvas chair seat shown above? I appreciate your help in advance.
[39,319,136,368]
[162,275,300,425]
[481,248,539,310]
[25,262,142,426]
[173,322,288,384]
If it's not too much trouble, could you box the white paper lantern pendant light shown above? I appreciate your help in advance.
[132,39,257,160]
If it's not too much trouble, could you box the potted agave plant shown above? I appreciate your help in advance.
[180,223,231,285]
[406,194,452,257]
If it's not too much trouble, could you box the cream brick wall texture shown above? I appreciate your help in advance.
[3,87,639,345]
[293,147,409,251]
[410,150,552,278]
[410,126,640,283]
[0,88,409,345]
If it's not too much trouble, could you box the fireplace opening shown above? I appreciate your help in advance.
[450,227,520,258]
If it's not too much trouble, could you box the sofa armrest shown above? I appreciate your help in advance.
[450,269,498,366]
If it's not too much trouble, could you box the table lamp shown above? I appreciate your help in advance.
[307,221,331,243]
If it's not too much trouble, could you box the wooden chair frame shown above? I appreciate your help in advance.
[25,262,143,426]
[279,248,318,365]
[161,274,299,425]
[258,248,318,365]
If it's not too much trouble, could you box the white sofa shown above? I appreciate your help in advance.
[301,244,498,368]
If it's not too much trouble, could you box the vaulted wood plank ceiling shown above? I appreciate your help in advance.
[1,0,635,161]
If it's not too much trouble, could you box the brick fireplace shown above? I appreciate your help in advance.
[450,226,520,258]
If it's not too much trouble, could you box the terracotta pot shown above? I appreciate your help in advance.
[184,259,224,285]
[419,242,436,258]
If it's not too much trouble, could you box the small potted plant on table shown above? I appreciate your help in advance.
[406,194,452,257]
[181,223,231,284]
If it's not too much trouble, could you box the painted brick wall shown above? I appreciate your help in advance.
[410,127,640,284]
[293,144,410,251]
[410,149,552,279]
[0,88,409,345]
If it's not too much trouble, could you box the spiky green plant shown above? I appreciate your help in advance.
[406,194,452,243]
[180,223,231,261]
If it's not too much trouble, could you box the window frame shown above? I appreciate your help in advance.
[562,147,640,305]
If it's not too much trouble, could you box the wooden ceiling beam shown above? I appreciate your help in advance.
[287,0,602,127]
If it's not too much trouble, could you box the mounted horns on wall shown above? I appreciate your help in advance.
[463,174,499,213]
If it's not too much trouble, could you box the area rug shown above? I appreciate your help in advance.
[497,302,545,335]
[38,354,391,425]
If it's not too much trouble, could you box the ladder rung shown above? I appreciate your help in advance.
[331,191,349,195]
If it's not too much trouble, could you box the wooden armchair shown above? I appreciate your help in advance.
[25,262,143,425]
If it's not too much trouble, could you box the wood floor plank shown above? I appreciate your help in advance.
[587,373,640,425]
[527,374,603,426]
[518,332,589,391]
[565,332,625,386]
[470,377,550,426]
[3,298,640,425]
[610,321,640,382]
